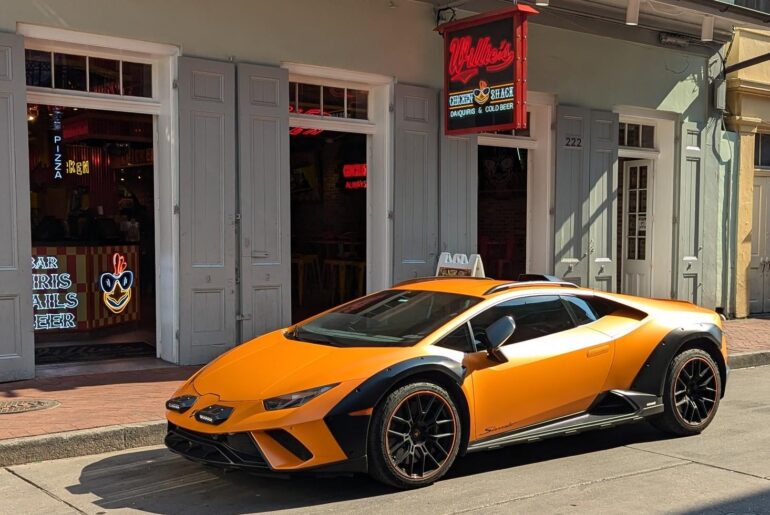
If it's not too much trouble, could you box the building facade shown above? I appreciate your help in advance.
[0,0,763,381]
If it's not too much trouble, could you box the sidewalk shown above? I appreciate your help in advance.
[722,316,770,368]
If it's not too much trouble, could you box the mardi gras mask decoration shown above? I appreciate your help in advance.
[100,253,134,314]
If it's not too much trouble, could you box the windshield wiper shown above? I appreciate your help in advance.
[288,327,337,345]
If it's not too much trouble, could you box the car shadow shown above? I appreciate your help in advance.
[67,423,673,514]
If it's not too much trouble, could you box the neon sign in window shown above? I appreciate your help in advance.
[31,255,78,330]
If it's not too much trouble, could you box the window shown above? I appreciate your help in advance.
[470,295,575,348]
[289,81,369,120]
[619,122,655,149]
[436,324,475,353]
[288,289,481,347]
[755,133,770,168]
[562,296,597,325]
[25,50,153,98]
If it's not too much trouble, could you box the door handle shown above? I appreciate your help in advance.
[587,344,610,358]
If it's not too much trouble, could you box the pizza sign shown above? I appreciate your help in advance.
[438,6,537,135]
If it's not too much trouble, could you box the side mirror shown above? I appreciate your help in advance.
[484,315,515,362]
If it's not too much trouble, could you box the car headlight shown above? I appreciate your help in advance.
[263,384,338,411]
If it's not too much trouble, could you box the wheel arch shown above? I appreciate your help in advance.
[630,323,727,398]
[324,356,469,468]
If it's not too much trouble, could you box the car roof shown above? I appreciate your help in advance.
[391,277,581,298]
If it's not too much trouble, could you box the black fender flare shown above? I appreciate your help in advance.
[323,356,466,465]
[630,323,726,398]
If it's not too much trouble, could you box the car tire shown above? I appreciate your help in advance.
[650,348,722,436]
[368,381,461,489]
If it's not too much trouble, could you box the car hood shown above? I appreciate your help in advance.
[192,330,420,401]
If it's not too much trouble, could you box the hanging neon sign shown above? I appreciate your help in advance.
[66,160,90,175]
[99,253,135,314]
[31,255,78,330]
[51,107,64,179]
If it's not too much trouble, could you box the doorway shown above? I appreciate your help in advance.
[477,145,528,280]
[618,158,654,296]
[289,130,367,322]
[750,174,770,313]
[27,104,157,364]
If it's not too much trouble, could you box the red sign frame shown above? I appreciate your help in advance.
[437,5,537,136]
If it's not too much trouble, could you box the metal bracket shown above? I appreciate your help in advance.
[236,314,251,321]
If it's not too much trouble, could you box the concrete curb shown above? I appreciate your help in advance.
[0,420,166,467]
[729,351,770,370]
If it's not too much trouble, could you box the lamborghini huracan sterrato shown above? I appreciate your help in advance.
[165,277,727,489]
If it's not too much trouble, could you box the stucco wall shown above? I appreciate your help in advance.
[1,0,710,121]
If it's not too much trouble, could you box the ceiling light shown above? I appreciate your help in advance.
[701,15,714,42]
[626,0,640,26]
[535,0,549,6]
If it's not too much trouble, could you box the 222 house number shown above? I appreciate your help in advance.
[565,137,582,148]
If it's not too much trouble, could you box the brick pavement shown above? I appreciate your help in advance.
[0,366,197,441]
[723,316,770,354]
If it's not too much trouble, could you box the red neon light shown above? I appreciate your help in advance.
[345,180,367,190]
[342,164,367,179]
[448,35,514,84]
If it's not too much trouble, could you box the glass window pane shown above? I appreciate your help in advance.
[289,81,297,113]
[638,190,647,214]
[637,238,646,260]
[562,296,597,325]
[346,88,368,120]
[626,124,640,147]
[629,168,638,189]
[618,122,626,146]
[628,214,637,235]
[89,57,120,95]
[639,166,648,189]
[756,134,762,167]
[629,191,637,213]
[297,83,321,115]
[54,53,87,91]
[25,50,52,88]
[122,61,152,98]
[641,124,655,148]
[436,325,474,353]
[638,214,647,235]
[628,237,636,259]
[762,134,770,167]
[322,86,345,118]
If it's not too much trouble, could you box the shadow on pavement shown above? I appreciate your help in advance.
[66,422,677,514]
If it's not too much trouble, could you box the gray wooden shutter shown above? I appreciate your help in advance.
[177,57,237,365]
[237,63,290,341]
[554,106,591,286]
[439,101,478,255]
[677,122,705,304]
[0,33,34,381]
[393,84,439,283]
[587,111,619,292]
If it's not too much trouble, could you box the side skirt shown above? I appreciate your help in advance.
[466,390,664,452]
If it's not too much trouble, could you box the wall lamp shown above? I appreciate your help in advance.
[626,0,640,26]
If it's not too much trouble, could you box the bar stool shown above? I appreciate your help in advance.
[291,254,321,306]
[323,259,348,304]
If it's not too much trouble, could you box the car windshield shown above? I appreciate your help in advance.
[287,289,482,347]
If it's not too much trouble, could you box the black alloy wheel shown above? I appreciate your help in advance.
[651,348,722,436]
[369,382,461,488]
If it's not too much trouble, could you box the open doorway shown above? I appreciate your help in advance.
[289,129,367,322]
[28,104,156,364]
[477,145,528,280]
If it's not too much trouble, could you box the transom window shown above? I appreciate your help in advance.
[288,81,369,120]
[754,133,770,168]
[619,122,655,149]
[25,49,152,98]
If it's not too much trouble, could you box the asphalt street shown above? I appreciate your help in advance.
[2,365,769,515]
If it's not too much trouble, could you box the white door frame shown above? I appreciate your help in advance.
[17,24,181,363]
[616,107,675,299]
[477,91,556,274]
[283,63,394,293]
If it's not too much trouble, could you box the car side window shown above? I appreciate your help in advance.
[562,296,598,325]
[470,295,576,347]
[435,324,475,353]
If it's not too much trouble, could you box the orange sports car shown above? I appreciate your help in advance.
[165,276,727,489]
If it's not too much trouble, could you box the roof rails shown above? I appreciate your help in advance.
[394,276,492,287]
[483,280,579,296]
